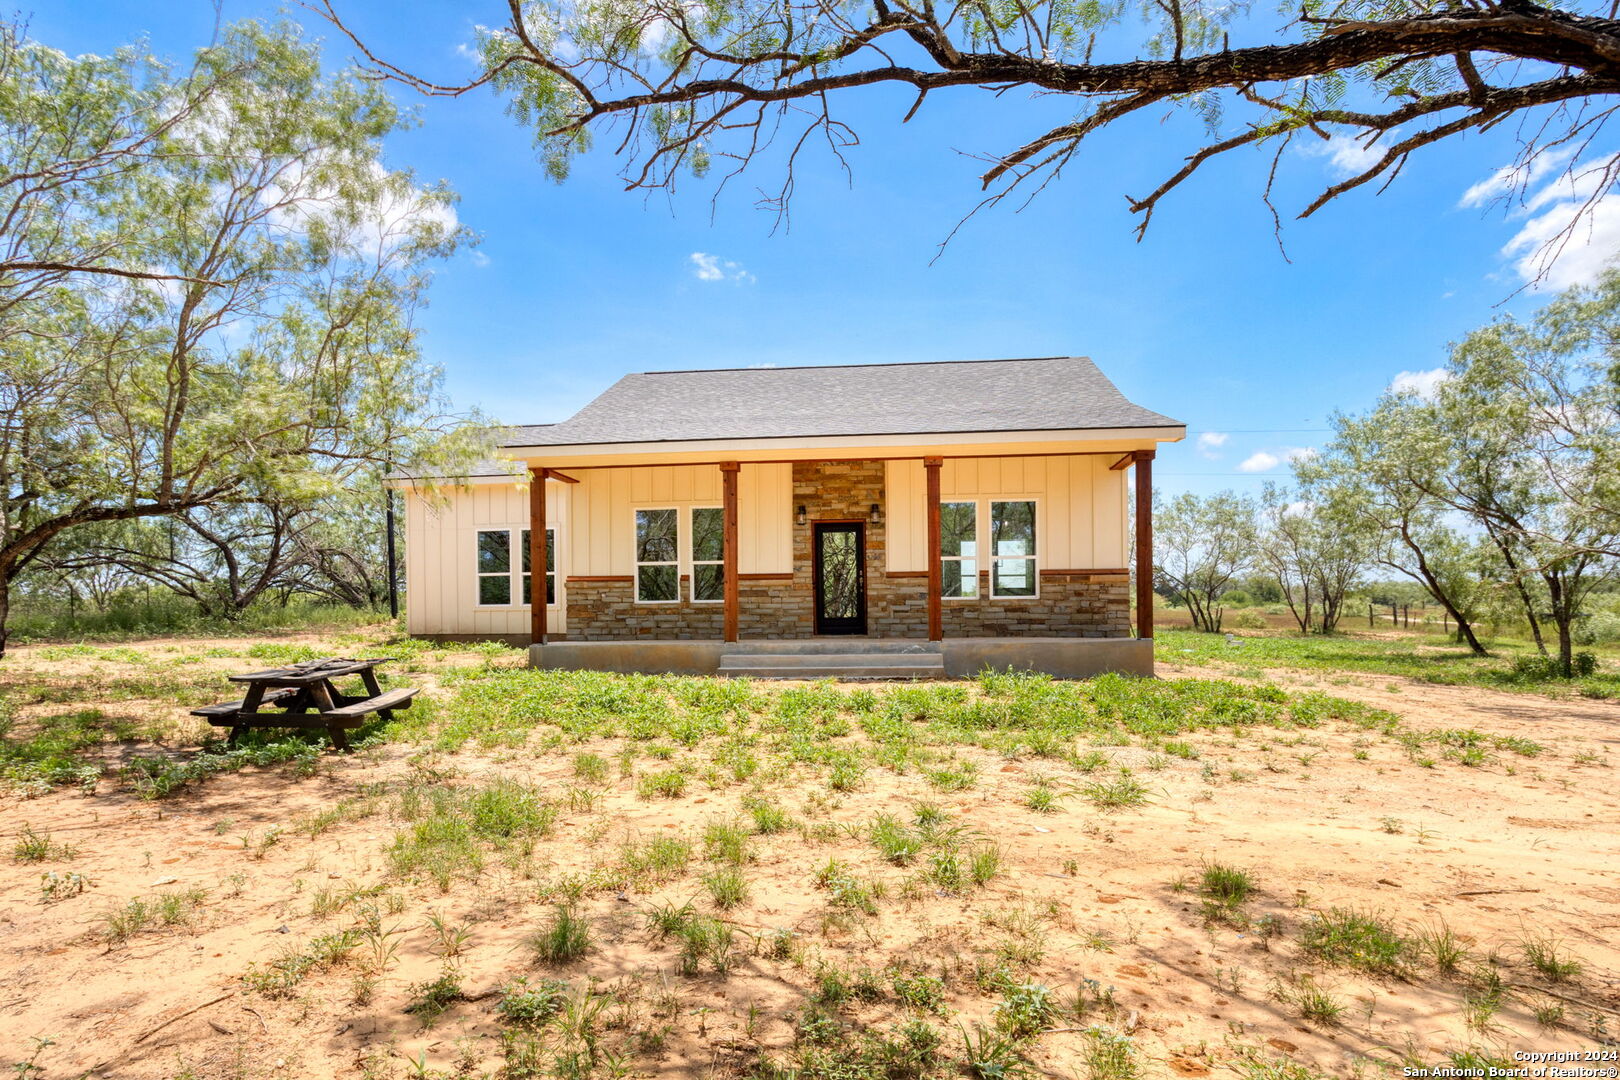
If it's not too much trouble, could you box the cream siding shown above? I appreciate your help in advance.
[403,480,567,637]
[564,463,792,578]
[884,455,1129,572]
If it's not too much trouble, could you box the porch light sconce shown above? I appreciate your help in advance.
[796,505,807,526]
[869,502,883,525]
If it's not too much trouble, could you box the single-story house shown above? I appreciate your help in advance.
[390,355,1184,678]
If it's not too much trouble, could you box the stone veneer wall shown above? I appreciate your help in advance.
[564,460,1130,640]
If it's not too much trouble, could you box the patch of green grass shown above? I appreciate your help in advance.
[1082,774,1150,810]
[636,767,688,799]
[1521,933,1582,982]
[704,866,749,909]
[388,779,557,890]
[620,835,693,885]
[571,752,608,783]
[1299,907,1412,975]
[405,970,464,1026]
[104,887,209,944]
[891,971,946,1014]
[870,812,925,865]
[742,795,791,834]
[532,904,591,964]
[1156,628,1619,700]
[1198,861,1256,917]
[11,824,75,863]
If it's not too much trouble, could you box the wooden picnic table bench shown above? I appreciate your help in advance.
[191,656,418,751]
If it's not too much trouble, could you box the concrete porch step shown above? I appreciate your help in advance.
[717,650,944,680]
[722,639,941,656]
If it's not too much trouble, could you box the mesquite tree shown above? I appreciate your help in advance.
[318,0,1620,261]
[1153,491,1256,633]
[1303,397,1494,654]
[0,21,482,656]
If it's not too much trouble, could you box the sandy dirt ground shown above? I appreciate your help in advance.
[2,637,1618,1080]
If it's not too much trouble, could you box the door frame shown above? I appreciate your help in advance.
[811,520,868,636]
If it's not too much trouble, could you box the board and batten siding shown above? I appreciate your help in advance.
[402,480,567,637]
[565,463,792,577]
[884,455,1129,573]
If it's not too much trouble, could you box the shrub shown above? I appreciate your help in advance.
[1226,609,1269,630]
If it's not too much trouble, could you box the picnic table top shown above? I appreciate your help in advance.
[226,657,392,685]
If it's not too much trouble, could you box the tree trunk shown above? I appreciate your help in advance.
[0,575,10,660]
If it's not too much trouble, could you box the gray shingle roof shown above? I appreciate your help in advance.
[501,356,1179,448]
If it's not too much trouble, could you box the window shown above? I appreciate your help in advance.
[635,508,679,602]
[939,501,977,598]
[990,500,1037,597]
[691,507,725,602]
[478,529,557,607]
[520,528,556,606]
[477,530,512,605]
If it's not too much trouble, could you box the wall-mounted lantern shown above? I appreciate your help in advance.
[796,505,807,526]
[869,502,883,525]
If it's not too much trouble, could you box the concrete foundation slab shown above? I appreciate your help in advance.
[528,637,1154,679]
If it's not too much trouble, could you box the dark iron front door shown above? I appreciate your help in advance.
[813,523,867,635]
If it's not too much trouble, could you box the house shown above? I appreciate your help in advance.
[391,356,1184,678]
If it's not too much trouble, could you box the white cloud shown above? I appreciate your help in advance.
[1284,446,1317,464]
[1463,153,1620,289]
[1303,131,1396,180]
[689,252,755,284]
[1459,150,1572,210]
[469,250,491,268]
[1195,431,1228,459]
[1390,367,1450,400]
[1502,191,1620,289]
[1237,451,1280,473]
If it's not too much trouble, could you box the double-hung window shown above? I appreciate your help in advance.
[690,507,725,603]
[635,508,679,602]
[477,530,513,605]
[477,529,556,606]
[990,500,1038,597]
[939,501,978,598]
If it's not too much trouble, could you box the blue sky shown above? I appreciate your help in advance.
[34,1,1620,495]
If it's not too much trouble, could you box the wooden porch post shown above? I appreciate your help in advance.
[529,467,547,646]
[925,456,943,642]
[721,462,740,643]
[1134,451,1155,640]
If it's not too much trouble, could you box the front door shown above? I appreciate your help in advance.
[813,523,867,635]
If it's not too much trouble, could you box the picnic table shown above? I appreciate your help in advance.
[191,657,418,751]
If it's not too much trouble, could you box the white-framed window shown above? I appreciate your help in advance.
[521,528,555,607]
[939,501,978,599]
[690,506,725,603]
[477,528,557,607]
[990,500,1038,598]
[635,508,680,603]
[476,529,513,605]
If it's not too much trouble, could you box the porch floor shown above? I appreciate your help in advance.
[528,636,1153,680]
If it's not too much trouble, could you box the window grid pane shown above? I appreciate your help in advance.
[477,530,510,574]
[991,500,1036,556]
[940,502,976,558]
[636,510,679,602]
[636,509,678,563]
[638,564,678,602]
[690,508,725,602]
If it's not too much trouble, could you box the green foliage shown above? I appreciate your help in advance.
[388,779,557,889]
[531,904,591,964]
[497,977,571,1026]
[1299,908,1411,975]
